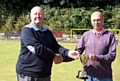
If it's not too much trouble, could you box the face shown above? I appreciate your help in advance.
[91,12,104,31]
[30,7,44,25]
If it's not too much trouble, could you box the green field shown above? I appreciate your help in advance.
[0,41,120,81]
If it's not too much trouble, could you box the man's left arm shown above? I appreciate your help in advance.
[96,34,116,63]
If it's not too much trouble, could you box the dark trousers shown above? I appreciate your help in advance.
[17,74,51,81]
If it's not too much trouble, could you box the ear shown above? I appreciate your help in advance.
[102,17,104,24]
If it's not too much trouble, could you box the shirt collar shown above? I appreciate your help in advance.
[92,27,106,35]
[29,22,48,32]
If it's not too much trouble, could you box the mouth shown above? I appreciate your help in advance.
[94,25,100,27]
[34,20,40,24]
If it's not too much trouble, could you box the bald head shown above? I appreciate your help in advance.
[30,6,44,16]
[91,11,103,20]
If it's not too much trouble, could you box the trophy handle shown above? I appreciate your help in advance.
[76,70,81,78]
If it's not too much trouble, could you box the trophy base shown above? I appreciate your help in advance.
[76,70,88,79]
[76,76,88,79]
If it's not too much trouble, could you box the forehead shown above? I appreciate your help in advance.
[31,7,43,14]
[91,12,102,20]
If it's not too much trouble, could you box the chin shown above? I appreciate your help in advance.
[93,27,99,30]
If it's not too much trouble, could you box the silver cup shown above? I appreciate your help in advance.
[76,54,88,79]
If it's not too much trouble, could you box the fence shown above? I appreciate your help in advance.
[0,32,20,40]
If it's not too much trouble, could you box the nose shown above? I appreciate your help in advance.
[94,20,98,23]
[36,14,40,17]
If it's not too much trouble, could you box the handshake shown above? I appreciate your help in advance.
[53,50,79,64]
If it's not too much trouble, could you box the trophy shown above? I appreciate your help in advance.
[76,54,88,79]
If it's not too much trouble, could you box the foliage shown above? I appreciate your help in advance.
[43,6,120,32]
[113,6,120,29]
[1,15,15,32]
[0,1,120,32]
[14,14,30,32]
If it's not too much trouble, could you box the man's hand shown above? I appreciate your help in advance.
[53,54,63,64]
[68,50,79,60]
[89,53,97,61]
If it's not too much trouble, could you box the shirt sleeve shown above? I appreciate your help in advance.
[97,33,116,63]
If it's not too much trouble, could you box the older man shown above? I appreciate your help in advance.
[76,11,116,81]
[16,6,79,81]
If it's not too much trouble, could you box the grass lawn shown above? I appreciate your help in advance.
[0,41,120,81]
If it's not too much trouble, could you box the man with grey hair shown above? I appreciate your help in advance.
[76,11,116,81]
